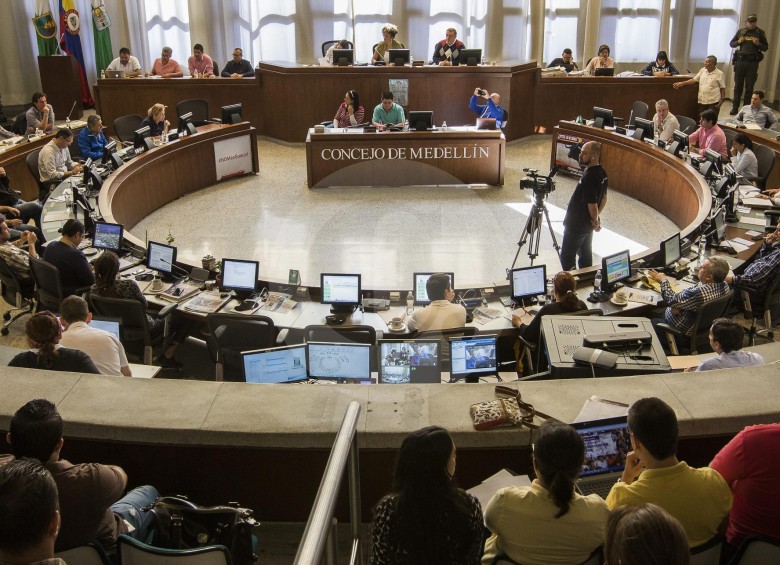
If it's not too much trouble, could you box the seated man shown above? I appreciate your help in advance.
[106,46,142,77]
[0,459,61,565]
[25,92,54,134]
[42,219,95,296]
[147,46,183,78]
[60,295,132,376]
[469,87,505,128]
[648,257,730,338]
[406,273,466,332]
[605,397,732,547]
[371,91,405,131]
[547,48,578,72]
[432,27,465,66]
[38,129,83,197]
[735,90,778,130]
[6,399,159,555]
[221,47,255,77]
[188,43,214,77]
[696,318,765,371]
[0,166,44,235]
[76,114,108,161]
[726,227,780,312]
[0,213,38,294]
[651,99,680,143]
[688,108,728,159]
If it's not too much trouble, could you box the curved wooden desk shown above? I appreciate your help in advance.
[0,134,64,202]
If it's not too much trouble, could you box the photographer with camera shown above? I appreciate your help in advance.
[469,87,505,128]
[560,141,608,271]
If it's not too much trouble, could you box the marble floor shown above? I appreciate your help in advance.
[134,135,677,290]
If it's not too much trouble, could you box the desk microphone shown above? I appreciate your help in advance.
[158,257,191,278]
[66,101,78,121]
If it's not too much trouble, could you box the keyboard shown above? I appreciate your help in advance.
[578,476,618,499]
[118,256,142,271]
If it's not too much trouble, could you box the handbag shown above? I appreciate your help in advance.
[145,495,258,564]
[469,385,555,430]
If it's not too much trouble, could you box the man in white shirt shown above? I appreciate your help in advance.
[673,55,725,115]
[651,99,680,143]
[406,273,466,332]
[696,318,764,372]
[59,295,132,376]
[38,129,82,189]
[105,47,141,77]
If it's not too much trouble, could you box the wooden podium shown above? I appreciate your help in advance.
[38,55,85,119]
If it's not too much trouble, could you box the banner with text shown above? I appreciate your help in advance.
[214,135,253,181]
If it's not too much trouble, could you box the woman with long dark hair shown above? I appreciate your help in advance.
[9,311,99,373]
[482,420,608,564]
[371,426,483,564]
[333,90,364,127]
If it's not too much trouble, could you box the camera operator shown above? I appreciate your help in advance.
[560,141,608,271]
[469,87,505,128]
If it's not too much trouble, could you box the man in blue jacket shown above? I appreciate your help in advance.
[77,115,108,161]
[469,87,505,128]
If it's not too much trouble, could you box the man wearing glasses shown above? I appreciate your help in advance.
[38,128,83,202]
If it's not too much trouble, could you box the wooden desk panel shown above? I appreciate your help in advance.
[0,135,62,202]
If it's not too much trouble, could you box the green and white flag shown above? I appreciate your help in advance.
[91,0,113,72]
[32,0,58,56]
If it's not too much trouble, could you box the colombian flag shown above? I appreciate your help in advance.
[59,0,94,106]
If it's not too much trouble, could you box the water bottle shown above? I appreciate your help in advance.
[594,269,602,293]
[406,291,414,314]
[194,69,199,79]
[481,55,486,65]
[100,70,105,80]
[698,234,706,262]
[442,121,447,132]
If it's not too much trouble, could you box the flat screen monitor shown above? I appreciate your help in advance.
[408,111,433,131]
[89,316,121,340]
[242,344,308,384]
[711,208,727,243]
[460,48,482,66]
[388,48,410,66]
[321,273,361,311]
[449,334,498,382]
[378,339,441,384]
[82,157,93,186]
[177,111,197,135]
[92,221,123,253]
[306,342,371,381]
[701,148,723,179]
[146,240,177,276]
[101,140,117,164]
[593,67,615,77]
[632,117,654,141]
[659,233,681,267]
[221,103,242,125]
[332,48,353,66]
[510,264,547,303]
[601,249,631,289]
[592,107,614,128]
[666,130,688,157]
[220,258,259,294]
[133,125,151,150]
[413,272,454,305]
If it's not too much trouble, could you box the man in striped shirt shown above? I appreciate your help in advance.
[726,228,780,312]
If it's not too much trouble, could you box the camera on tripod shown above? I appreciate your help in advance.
[520,168,557,197]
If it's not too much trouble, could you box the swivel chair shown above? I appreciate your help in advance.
[628,100,648,127]
[206,313,278,381]
[28,256,65,313]
[113,114,143,144]
[0,257,34,335]
[25,149,59,202]
[176,99,209,126]
[747,144,776,190]
[657,290,734,355]
[321,40,353,57]
[676,115,698,135]
[119,535,231,565]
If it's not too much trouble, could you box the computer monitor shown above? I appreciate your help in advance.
[242,344,308,384]
[133,125,152,150]
[658,233,681,268]
[306,342,371,381]
[701,148,723,179]
[321,273,361,313]
[510,264,547,304]
[666,130,688,157]
[82,158,93,186]
[332,48,354,66]
[146,240,177,280]
[388,48,410,66]
[177,111,197,135]
[413,272,454,305]
[221,103,242,125]
[449,334,498,383]
[460,48,482,66]
[601,249,631,290]
[377,339,441,384]
[592,106,614,128]
[89,316,122,340]
[101,140,117,164]
[632,117,654,141]
[709,208,727,244]
[408,111,433,131]
[220,258,259,298]
[92,221,123,253]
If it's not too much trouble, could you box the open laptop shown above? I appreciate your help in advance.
[476,117,497,130]
[89,316,122,340]
[594,68,615,77]
[573,416,631,498]
[105,70,126,79]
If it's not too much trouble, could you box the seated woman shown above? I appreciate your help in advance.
[372,24,404,64]
[584,44,615,75]
[140,103,170,138]
[641,50,680,77]
[482,420,609,565]
[332,90,364,128]
[605,504,690,565]
[371,426,484,564]
[9,311,99,373]
[730,133,758,178]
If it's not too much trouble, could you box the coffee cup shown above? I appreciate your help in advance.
[614,289,628,304]
[151,277,163,291]
[389,317,404,329]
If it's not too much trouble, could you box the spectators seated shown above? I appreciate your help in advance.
[42,219,95,296]
[696,318,765,371]
[0,212,38,295]
[406,273,466,332]
[605,504,690,565]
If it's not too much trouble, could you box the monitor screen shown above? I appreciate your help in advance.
[408,111,433,131]
[133,125,151,149]
[307,342,371,381]
[702,148,723,178]
[102,140,117,164]
[332,48,353,66]
[321,273,361,305]
[89,316,121,340]
[177,111,197,135]
[92,221,123,253]
[593,106,614,128]
[713,208,726,241]
[666,129,689,157]
[378,340,440,384]
[146,241,176,274]
[221,258,258,293]
[413,272,454,305]
[632,117,654,141]
[449,334,497,381]
[602,249,631,287]
[242,344,308,384]
[460,48,482,66]
[221,103,242,125]
[510,265,547,302]
[388,48,410,66]
[660,233,681,267]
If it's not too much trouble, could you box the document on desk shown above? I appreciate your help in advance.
[728,238,753,252]
[742,197,773,208]
[258,292,297,314]
[182,291,231,314]
[158,280,201,303]
[622,288,658,306]
[43,210,73,222]
[573,395,630,423]
[471,306,502,325]
[467,469,532,514]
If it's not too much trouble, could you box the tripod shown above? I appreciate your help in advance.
[509,192,561,270]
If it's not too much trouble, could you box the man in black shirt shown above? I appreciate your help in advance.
[547,48,578,72]
[560,141,608,271]
[221,47,255,78]
[729,14,769,115]
[42,219,94,296]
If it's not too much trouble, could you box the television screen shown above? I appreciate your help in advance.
[146,241,177,275]
[602,250,631,288]
[388,48,410,66]
[321,273,361,305]
[221,103,242,125]
[378,340,440,384]
[449,334,498,382]
[408,111,433,131]
[460,49,482,66]
[332,48,353,66]
[221,258,258,293]
[413,272,454,305]
[510,265,547,303]
[92,221,123,253]
[242,344,308,384]
[307,342,371,381]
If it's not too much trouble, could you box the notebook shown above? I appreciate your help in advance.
[573,416,631,498]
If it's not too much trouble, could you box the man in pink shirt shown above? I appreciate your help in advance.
[147,46,183,78]
[187,43,214,77]
[688,108,727,159]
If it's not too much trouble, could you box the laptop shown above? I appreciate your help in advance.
[89,316,122,340]
[573,416,631,498]
[105,70,126,79]
[594,68,615,77]
[476,117,497,130]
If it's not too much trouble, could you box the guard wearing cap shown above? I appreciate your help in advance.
[729,14,768,115]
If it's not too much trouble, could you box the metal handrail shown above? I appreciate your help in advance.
[294,400,363,565]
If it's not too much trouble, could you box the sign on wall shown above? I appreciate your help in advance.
[214,135,253,180]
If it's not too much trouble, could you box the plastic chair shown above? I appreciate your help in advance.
[25,149,59,202]
[28,256,65,313]
[206,313,278,381]
[728,535,780,564]
[690,535,723,565]
[56,541,111,565]
[113,114,143,144]
[176,99,209,126]
[118,534,231,565]
[657,290,734,355]
[676,115,698,135]
[628,100,649,126]
[739,269,780,345]
[321,40,353,57]
[747,144,776,190]
[0,257,34,335]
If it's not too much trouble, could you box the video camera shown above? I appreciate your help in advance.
[520,167,558,203]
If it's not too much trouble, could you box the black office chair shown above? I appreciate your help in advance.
[657,290,734,355]
[212,61,219,77]
[28,256,65,313]
[747,144,776,190]
[303,324,376,345]
[113,114,143,144]
[676,115,698,135]
[415,326,478,372]
[321,40,353,57]
[25,149,59,202]
[501,108,509,130]
[738,270,780,345]
[723,128,737,160]
[176,99,209,126]
[12,113,27,135]
[628,100,648,127]
[206,313,278,381]
[0,257,34,335]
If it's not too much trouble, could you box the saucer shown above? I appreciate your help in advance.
[610,297,628,306]
[387,323,407,333]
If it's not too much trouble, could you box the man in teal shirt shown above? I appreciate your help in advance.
[371,91,405,130]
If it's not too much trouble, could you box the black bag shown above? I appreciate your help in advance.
[145,495,258,564]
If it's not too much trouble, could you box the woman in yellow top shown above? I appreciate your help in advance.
[372,24,404,63]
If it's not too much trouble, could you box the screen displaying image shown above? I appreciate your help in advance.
[450,335,497,377]
[511,265,546,300]
[92,222,123,252]
[378,340,440,384]
[321,274,360,304]
[414,272,454,304]
[578,421,631,477]
[307,342,370,380]
[89,318,120,340]
[605,252,630,284]
[147,242,175,274]
[663,234,681,266]
[242,345,308,384]
[222,259,258,292]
